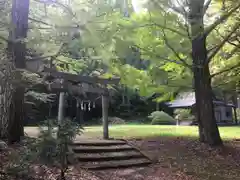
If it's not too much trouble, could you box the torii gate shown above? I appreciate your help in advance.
[25,52,120,139]
[25,57,120,139]
[42,67,120,140]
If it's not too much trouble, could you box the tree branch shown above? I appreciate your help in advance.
[168,0,188,16]
[154,23,187,37]
[29,17,86,30]
[204,2,240,36]
[26,43,64,62]
[126,22,187,37]
[176,20,191,40]
[203,0,212,14]
[207,22,240,62]
[34,0,76,18]
[224,46,240,59]
[211,62,240,78]
[134,45,189,67]
[159,14,192,69]
[28,17,50,26]
[214,28,240,49]
[143,9,187,37]
[140,10,192,69]
[212,77,240,91]
[170,1,192,40]
[160,29,192,69]
[0,35,8,42]
[207,44,219,53]
[226,40,239,47]
[221,0,226,10]
[156,82,193,89]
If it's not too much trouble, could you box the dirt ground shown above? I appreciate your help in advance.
[1,137,240,180]
[93,137,240,180]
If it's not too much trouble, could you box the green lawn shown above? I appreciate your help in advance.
[83,125,240,139]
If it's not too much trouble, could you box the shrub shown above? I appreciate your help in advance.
[174,109,195,121]
[0,140,7,151]
[108,117,126,124]
[5,118,82,180]
[148,111,175,125]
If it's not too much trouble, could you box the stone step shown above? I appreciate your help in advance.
[75,151,143,162]
[82,158,151,170]
[72,145,135,153]
[72,140,126,146]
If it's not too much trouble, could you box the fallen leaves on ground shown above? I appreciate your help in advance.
[1,137,240,180]
[130,137,240,180]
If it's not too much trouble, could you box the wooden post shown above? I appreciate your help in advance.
[57,92,67,179]
[102,93,109,139]
[76,99,79,123]
[233,107,238,125]
[58,92,65,125]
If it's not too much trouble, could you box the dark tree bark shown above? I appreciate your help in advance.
[189,0,222,146]
[7,0,30,143]
[0,58,13,139]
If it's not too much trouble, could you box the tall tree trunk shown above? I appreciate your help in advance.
[189,0,222,146]
[0,58,14,139]
[7,0,30,143]
[8,87,25,143]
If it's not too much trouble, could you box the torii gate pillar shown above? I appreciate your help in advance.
[102,92,109,139]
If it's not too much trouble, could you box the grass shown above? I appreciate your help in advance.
[83,125,240,139]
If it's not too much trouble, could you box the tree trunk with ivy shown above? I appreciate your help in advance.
[7,0,30,143]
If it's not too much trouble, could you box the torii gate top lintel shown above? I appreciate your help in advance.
[44,67,120,86]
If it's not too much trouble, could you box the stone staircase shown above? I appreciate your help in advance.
[68,139,152,170]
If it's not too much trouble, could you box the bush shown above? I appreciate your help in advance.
[174,109,195,121]
[5,118,82,180]
[108,117,126,125]
[148,111,175,125]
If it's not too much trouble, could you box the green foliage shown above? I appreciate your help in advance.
[6,118,82,178]
[90,3,194,101]
[174,109,195,121]
[207,1,240,92]
[55,118,83,179]
[1,0,238,144]
[148,111,175,125]
[6,138,40,177]
[37,118,82,166]
[37,120,58,165]
[25,91,56,104]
